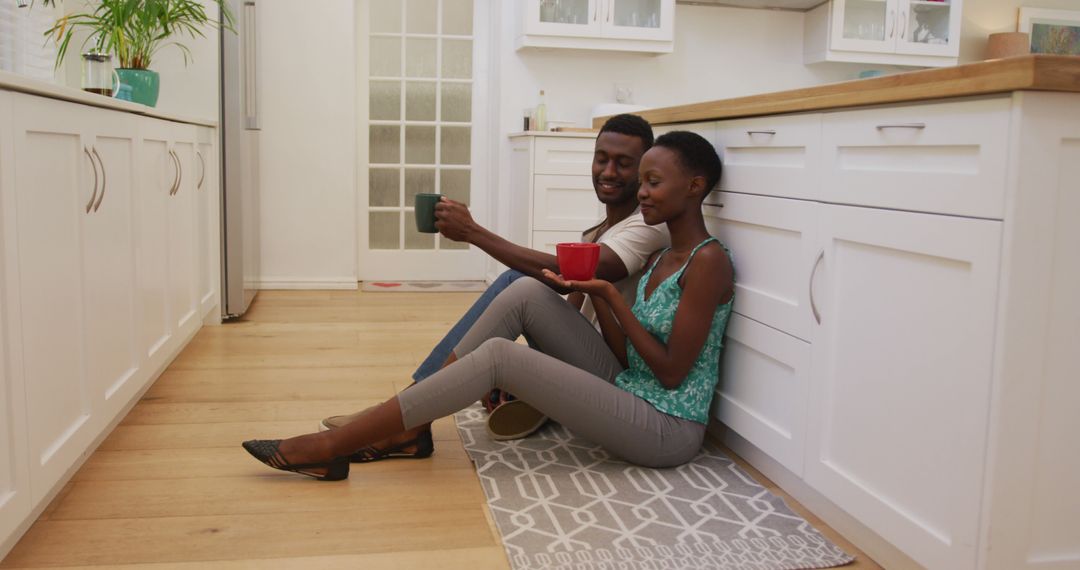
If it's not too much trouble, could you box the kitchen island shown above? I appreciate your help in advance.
[600,55,1079,570]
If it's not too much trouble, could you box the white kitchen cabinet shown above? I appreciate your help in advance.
[804,0,962,67]
[715,114,821,201]
[518,0,674,53]
[508,132,602,256]
[806,204,1001,570]
[0,89,31,556]
[0,85,219,559]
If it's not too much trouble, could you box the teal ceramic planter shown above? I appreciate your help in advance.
[116,68,160,107]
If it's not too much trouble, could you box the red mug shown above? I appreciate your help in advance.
[556,243,601,281]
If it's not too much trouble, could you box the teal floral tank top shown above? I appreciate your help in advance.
[614,237,733,424]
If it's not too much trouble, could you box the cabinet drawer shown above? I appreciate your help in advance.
[716,313,811,476]
[533,174,603,231]
[704,192,818,342]
[532,230,583,254]
[821,97,1009,218]
[534,136,596,175]
[717,114,821,200]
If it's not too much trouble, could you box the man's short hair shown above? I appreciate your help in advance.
[598,114,654,151]
[653,131,723,197]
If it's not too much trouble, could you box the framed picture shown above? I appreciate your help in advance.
[1018,8,1080,56]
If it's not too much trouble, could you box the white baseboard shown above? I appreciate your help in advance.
[256,277,358,290]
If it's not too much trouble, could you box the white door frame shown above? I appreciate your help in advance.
[355,0,490,281]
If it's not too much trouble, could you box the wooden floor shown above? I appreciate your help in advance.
[0,290,881,569]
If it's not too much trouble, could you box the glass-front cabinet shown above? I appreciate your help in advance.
[806,0,961,67]
[520,0,674,53]
[832,0,959,57]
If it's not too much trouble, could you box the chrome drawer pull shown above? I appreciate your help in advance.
[809,249,824,325]
[746,130,776,136]
[84,146,98,214]
[92,147,106,212]
[876,123,926,130]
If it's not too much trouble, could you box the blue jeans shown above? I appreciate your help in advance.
[412,269,532,382]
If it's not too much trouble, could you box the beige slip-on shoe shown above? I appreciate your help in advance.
[319,409,366,431]
[486,400,548,441]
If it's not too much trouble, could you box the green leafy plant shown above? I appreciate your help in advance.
[44,0,235,70]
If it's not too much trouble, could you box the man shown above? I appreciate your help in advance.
[320,115,669,456]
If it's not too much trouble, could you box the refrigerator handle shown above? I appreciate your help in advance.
[243,0,261,130]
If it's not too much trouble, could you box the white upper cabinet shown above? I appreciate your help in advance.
[519,0,675,53]
[805,0,962,67]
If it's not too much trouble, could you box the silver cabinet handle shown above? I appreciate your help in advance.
[898,10,907,40]
[91,147,106,212]
[607,0,612,23]
[888,9,895,38]
[168,150,181,196]
[84,146,98,214]
[196,151,206,190]
[593,0,598,21]
[746,130,776,136]
[876,123,926,130]
[809,249,824,325]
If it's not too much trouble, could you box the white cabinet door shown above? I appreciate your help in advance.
[534,136,595,176]
[195,127,218,319]
[602,0,674,42]
[704,192,818,342]
[137,121,174,366]
[169,126,198,334]
[0,90,32,549]
[895,0,961,58]
[821,97,1009,219]
[830,0,898,55]
[805,203,1001,570]
[523,0,604,38]
[716,114,821,201]
[7,95,96,503]
[81,111,140,421]
[715,313,811,476]
[532,230,583,255]
[533,174,603,232]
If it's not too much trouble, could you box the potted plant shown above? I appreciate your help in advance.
[44,0,235,107]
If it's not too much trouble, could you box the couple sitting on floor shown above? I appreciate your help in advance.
[243,115,735,480]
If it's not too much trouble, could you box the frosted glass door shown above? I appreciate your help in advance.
[604,0,673,41]
[362,0,483,280]
[524,0,603,38]
[831,0,896,54]
[895,0,960,57]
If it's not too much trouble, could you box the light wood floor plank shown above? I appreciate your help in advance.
[0,289,880,569]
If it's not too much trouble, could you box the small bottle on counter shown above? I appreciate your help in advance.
[534,90,547,131]
[523,107,532,131]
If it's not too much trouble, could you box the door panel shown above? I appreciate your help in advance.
[82,115,139,415]
[169,135,198,332]
[138,126,173,363]
[806,203,1002,570]
[10,96,94,502]
[704,192,818,342]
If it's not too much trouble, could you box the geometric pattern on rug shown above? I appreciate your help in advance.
[454,403,855,570]
[360,280,488,293]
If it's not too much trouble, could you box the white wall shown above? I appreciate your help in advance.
[256,0,357,288]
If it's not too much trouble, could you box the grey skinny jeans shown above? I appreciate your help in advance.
[397,277,706,468]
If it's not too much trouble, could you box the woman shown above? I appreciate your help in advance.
[242,131,734,479]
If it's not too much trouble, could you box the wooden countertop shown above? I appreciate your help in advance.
[593,55,1080,127]
[0,70,218,128]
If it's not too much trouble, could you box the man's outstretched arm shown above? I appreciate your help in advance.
[434,198,629,282]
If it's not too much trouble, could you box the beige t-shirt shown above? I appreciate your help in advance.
[579,209,671,327]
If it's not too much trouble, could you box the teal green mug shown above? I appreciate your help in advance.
[414,193,441,233]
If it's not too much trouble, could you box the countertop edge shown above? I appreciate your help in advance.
[0,70,218,128]
[592,55,1080,127]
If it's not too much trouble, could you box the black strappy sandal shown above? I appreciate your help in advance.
[242,439,350,481]
[348,430,434,463]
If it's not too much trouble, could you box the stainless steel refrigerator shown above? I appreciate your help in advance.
[220,0,260,319]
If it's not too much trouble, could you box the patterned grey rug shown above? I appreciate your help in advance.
[454,404,855,570]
